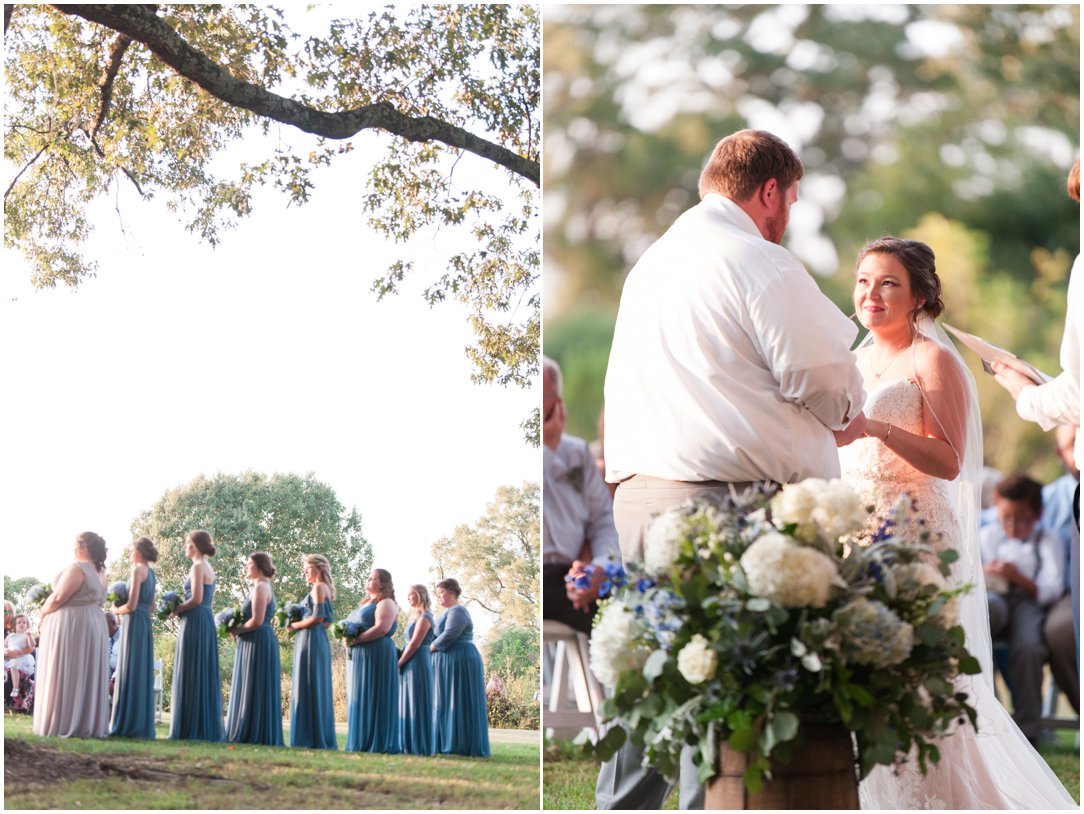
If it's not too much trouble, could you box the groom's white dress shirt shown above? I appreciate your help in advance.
[604,193,865,485]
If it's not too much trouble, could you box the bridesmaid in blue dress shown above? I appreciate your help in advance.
[286,553,337,749]
[431,578,490,757]
[398,584,435,755]
[225,552,284,746]
[109,537,158,738]
[170,530,224,741]
[344,568,400,754]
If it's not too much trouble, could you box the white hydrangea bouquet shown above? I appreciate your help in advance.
[587,479,980,793]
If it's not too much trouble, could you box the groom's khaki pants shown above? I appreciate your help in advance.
[596,476,768,810]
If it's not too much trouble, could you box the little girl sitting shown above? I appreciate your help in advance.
[5,614,36,698]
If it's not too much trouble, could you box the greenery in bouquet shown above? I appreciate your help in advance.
[23,582,52,609]
[586,479,980,793]
[275,601,306,635]
[107,581,129,607]
[215,605,245,639]
[156,590,181,620]
[331,618,368,659]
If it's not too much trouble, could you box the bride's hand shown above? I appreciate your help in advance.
[833,412,867,447]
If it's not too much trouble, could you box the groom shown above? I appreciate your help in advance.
[598,129,867,809]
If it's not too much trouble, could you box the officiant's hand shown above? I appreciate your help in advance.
[990,361,1033,400]
[565,560,602,611]
[833,411,867,447]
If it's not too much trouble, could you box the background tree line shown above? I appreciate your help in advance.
[543,4,1079,482]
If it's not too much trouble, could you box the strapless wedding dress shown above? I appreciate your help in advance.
[839,379,1076,810]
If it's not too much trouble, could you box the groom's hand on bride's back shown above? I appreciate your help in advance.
[833,411,867,447]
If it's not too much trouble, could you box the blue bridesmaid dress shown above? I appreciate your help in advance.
[290,592,337,749]
[225,593,284,746]
[345,602,400,753]
[109,567,157,738]
[170,577,224,741]
[399,610,435,755]
[432,604,490,757]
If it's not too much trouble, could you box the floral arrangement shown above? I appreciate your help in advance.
[215,606,245,639]
[331,618,368,659]
[107,581,129,607]
[156,590,181,620]
[274,601,306,635]
[23,583,52,609]
[587,479,980,793]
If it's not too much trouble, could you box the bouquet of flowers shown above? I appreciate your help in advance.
[331,618,368,658]
[23,583,52,609]
[587,479,980,793]
[215,606,245,639]
[107,581,129,607]
[156,590,181,620]
[274,601,306,635]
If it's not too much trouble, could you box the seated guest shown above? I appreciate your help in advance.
[542,356,622,634]
[1041,424,1080,713]
[5,613,36,702]
[980,474,1064,747]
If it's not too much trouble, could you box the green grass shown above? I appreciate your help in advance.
[542,730,1079,809]
[4,715,539,809]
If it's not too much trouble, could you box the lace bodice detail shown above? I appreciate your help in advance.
[838,379,960,554]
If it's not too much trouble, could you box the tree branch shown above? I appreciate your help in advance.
[49,4,540,186]
[92,32,132,142]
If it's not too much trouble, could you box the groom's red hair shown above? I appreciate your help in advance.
[698,129,804,202]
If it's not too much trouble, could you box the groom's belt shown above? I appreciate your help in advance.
[621,474,775,491]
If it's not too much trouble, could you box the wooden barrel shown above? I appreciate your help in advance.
[704,724,859,810]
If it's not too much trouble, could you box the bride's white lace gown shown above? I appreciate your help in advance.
[839,378,1076,810]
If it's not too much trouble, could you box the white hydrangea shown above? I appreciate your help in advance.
[893,562,959,626]
[740,531,843,608]
[590,602,649,687]
[771,478,866,550]
[676,634,717,684]
[644,509,688,576]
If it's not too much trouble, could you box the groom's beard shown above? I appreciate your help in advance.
[763,198,789,245]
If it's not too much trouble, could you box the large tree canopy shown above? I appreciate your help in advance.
[431,481,538,630]
[126,471,372,613]
[4,4,540,435]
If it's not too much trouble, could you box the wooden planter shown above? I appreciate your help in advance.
[704,724,859,810]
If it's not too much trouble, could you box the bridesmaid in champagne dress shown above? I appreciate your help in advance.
[345,568,400,753]
[33,532,111,738]
[169,529,224,742]
[431,578,490,757]
[398,584,435,755]
[286,553,337,749]
[225,552,284,746]
[110,537,158,738]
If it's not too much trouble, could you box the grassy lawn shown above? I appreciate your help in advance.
[542,729,1080,810]
[4,715,539,809]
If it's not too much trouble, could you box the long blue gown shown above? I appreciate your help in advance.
[290,592,337,749]
[345,602,400,753]
[399,610,435,755]
[170,578,224,741]
[225,593,284,746]
[109,567,157,738]
[432,604,490,757]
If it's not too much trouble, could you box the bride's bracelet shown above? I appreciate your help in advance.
[882,422,894,445]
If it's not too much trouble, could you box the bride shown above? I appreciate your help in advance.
[838,236,1076,809]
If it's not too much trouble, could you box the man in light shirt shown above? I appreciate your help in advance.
[980,473,1064,748]
[542,356,621,633]
[598,129,867,810]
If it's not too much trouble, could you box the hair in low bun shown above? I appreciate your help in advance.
[857,236,944,321]
[187,529,216,557]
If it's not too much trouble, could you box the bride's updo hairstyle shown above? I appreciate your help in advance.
[857,236,944,322]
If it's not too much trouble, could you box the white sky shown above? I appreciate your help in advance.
[0,126,538,636]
